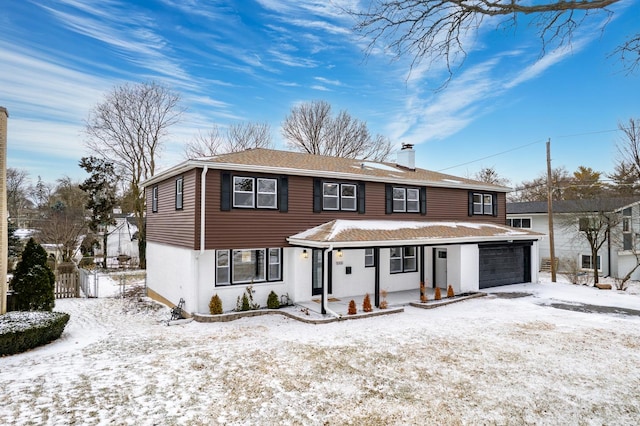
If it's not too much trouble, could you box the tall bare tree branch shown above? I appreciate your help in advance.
[84,81,183,268]
[184,122,273,159]
[352,0,633,84]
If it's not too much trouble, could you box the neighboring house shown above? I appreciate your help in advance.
[507,198,640,280]
[95,214,139,267]
[142,146,542,315]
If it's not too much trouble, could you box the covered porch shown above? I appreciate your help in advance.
[288,219,542,317]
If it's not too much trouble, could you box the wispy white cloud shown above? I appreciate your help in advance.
[314,76,343,86]
[310,85,331,91]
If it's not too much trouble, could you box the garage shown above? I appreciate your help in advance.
[479,243,532,289]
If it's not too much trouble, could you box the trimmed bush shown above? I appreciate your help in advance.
[267,291,280,309]
[447,285,455,298]
[209,294,223,315]
[347,300,357,315]
[239,293,250,311]
[362,293,372,312]
[434,287,442,301]
[380,289,388,309]
[11,238,55,312]
[0,311,70,356]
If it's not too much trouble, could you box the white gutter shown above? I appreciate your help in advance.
[140,159,510,193]
[200,166,208,255]
[323,245,341,319]
[194,166,208,316]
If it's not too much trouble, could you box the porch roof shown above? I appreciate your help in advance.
[287,219,544,248]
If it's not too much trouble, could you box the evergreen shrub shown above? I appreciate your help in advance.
[209,294,223,315]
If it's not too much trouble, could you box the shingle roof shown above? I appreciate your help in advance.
[288,219,543,248]
[144,148,510,191]
[507,198,640,215]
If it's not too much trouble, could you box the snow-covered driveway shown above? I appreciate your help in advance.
[1,280,640,425]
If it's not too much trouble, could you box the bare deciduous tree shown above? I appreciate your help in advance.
[84,81,183,268]
[184,122,273,159]
[282,100,393,161]
[6,168,32,225]
[511,166,571,202]
[352,0,636,83]
[473,166,510,187]
[617,118,640,180]
[557,198,622,285]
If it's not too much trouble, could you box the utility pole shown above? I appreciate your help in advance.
[546,139,557,282]
[0,107,8,313]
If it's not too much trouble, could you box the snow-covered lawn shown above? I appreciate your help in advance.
[2,275,640,425]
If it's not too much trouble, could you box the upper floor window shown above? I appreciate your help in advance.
[390,246,417,273]
[151,186,158,213]
[314,179,364,213]
[393,187,420,212]
[508,218,531,229]
[233,176,278,209]
[469,192,496,216]
[322,182,357,211]
[175,177,183,210]
[386,185,426,215]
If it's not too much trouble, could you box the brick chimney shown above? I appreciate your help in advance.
[0,106,8,314]
[396,143,415,170]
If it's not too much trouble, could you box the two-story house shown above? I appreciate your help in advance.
[142,146,541,315]
[507,198,640,280]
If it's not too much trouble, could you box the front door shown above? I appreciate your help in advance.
[435,248,448,287]
[312,249,323,296]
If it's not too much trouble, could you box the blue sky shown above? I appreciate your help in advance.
[2,0,639,188]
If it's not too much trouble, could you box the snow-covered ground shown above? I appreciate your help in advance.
[2,274,640,425]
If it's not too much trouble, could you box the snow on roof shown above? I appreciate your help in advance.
[289,219,542,246]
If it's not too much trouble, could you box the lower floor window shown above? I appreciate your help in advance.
[390,246,417,273]
[216,248,282,285]
[581,254,601,270]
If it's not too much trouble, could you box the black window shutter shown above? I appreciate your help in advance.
[468,191,474,216]
[313,178,322,212]
[358,183,366,214]
[385,184,392,214]
[492,192,498,217]
[221,172,231,211]
[279,176,288,212]
[420,187,427,215]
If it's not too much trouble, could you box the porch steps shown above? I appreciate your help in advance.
[540,257,559,272]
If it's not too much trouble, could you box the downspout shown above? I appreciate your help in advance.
[194,166,208,314]
[323,245,341,318]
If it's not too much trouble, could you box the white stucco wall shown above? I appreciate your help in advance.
[330,249,377,298]
[146,242,197,313]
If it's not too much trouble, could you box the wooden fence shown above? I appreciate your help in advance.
[55,270,80,298]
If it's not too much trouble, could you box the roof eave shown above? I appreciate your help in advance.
[287,233,542,248]
[141,159,510,192]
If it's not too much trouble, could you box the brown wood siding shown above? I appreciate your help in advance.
[146,169,198,249]
[203,170,508,249]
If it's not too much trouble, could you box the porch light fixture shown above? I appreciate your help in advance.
[302,249,308,259]
[337,249,343,258]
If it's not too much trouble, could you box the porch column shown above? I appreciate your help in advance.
[420,245,425,284]
[374,247,380,307]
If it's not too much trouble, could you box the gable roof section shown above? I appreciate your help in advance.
[507,198,640,215]
[288,219,543,248]
[142,148,510,192]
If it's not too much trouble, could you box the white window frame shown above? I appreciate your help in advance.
[233,176,255,208]
[175,177,183,210]
[580,254,601,271]
[216,250,230,285]
[364,248,375,267]
[268,248,281,281]
[393,188,406,212]
[473,192,494,215]
[152,186,158,213]
[406,188,420,213]
[323,183,339,210]
[341,184,357,211]
[257,178,278,209]
[323,182,357,211]
[508,217,532,229]
[390,246,417,273]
